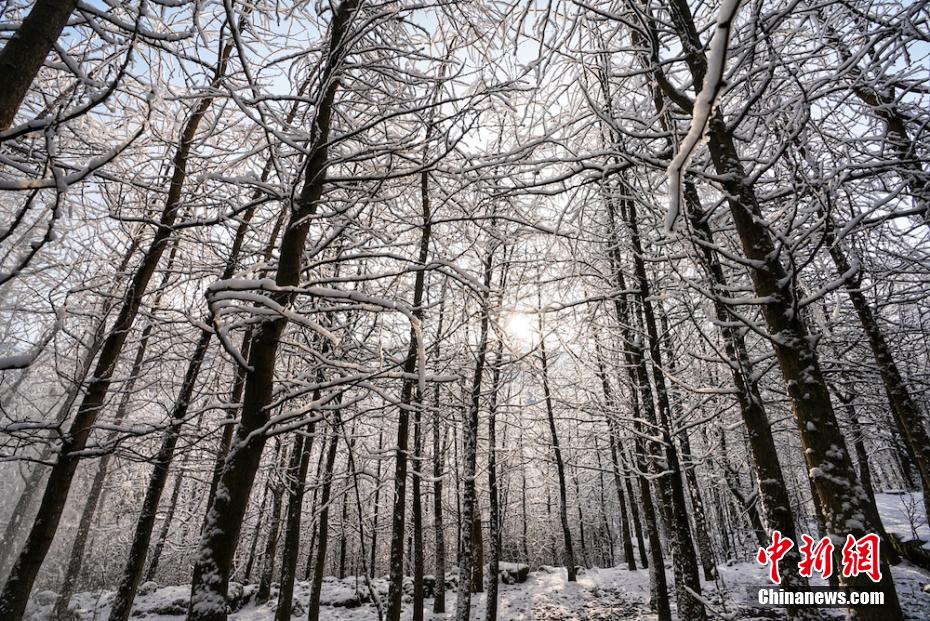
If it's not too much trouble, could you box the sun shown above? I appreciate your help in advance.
[503,312,537,346]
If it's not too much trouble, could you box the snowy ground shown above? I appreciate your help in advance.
[26,559,930,620]
[25,493,930,620]
[875,492,930,549]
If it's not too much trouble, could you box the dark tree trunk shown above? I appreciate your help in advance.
[470,508,484,594]
[594,339,635,571]
[593,437,615,568]
[244,472,272,583]
[657,310,716,582]
[108,326,215,621]
[600,195,668,619]
[307,415,342,621]
[686,193,811,595]
[836,392,899,564]
[453,243,495,621]
[187,5,359,617]
[337,481,350,579]
[274,422,314,621]
[572,467,589,569]
[303,444,328,582]
[616,191,704,621]
[620,445,648,569]
[0,34,234,618]
[0,0,79,130]
[485,343,504,621]
[656,0,904,612]
[256,446,286,604]
[144,467,185,583]
[657,2,904,613]
[823,210,930,529]
[537,310,578,582]
[53,300,162,621]
[385,101,436,621]
[369,430,383,579]
[431,286,448,613]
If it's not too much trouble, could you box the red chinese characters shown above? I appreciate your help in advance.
[841,534,882,582]
[756,530,794,585]
[798,534,834,579]
[757,531,882,584]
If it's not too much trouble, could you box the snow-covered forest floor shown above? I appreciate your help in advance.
[25,560,930,620]
[25,494,930,620]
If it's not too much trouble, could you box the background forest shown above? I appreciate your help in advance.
[1,0,930,620]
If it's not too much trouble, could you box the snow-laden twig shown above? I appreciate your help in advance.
[665,0,744,234]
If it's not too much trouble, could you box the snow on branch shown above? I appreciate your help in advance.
[665,0,744,234]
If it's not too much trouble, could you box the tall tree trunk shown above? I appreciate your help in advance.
[144,466,185,584]
[572,466,589,568]
[686,195,811,596]
[537,309,578,582]
[823,210,930,529]
[337,481,350,579]
[303,443,328,582]
[594,338,635,570]
[470,507,484,593]
[601,195,668,619]
[593,437,615,568]
[660,0,903,612]
[187,5,359,617]
[53,293,166,621]
[108,326,215,621]
[109,196,261,620]
[385,97,436,621]
[657,310,716,582]
[244,473,272,583]
[256,444,286,604]
[307,413,343,621]
[834,391,899,564]
[411,395,425,621]
[0,235,141,580]
[0,0,79,130]
[0,32,234,617]
[431,285,448,613]
[485,342,504,621]
[609,428,637,571]
[274,421,315,621]
[453,242,495,621]
[369,430,383,579]
[616,191,704,621]
[620,445,648,569]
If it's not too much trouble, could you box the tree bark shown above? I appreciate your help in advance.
[274,423,314,621]
[369,429,383,579]
[307,414,342,621]
[594,338,635,570]
[53,295,164,621]
[537,310,578,582]
[0,0,79,130]
[385,98,436,621]
[616,191,704,621]
[187,4,359,617]
[256,445,286,604]
[144,467,185,584]
[823,210,930,529]
[660,0,904,612]
[485,343,504,621]
[601,196,668,619]
[0,31,233,618]
[453,242,495,621]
